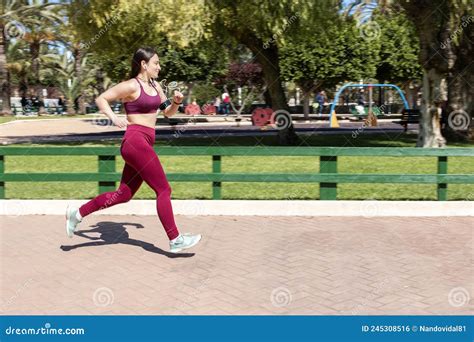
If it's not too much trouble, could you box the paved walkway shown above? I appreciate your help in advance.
[0,215,472,315]
[0,117,411,144]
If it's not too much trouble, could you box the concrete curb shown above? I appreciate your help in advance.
[0,200,472,217]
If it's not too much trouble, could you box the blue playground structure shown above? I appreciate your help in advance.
[329,83,410,127]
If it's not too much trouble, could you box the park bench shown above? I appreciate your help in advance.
[393,109,420,132]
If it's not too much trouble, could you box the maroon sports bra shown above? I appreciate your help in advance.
[124,78,162,114]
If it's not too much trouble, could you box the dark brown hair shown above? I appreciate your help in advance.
[129,47,157,79]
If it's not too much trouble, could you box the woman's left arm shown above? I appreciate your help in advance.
[157,82,183,117]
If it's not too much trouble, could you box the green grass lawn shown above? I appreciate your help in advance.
[3,133,474,200]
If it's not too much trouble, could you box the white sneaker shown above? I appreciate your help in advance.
[169,233,202,253]
[65,205,81,238]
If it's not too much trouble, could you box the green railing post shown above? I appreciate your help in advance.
[212,155,221,199]
[437,156,447,201]
[98,155,116,194]
[320,156,337,200]
[0,155,4,199]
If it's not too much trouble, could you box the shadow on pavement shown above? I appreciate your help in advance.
[60,221,194,258]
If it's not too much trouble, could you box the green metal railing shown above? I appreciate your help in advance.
[0,146,473,200]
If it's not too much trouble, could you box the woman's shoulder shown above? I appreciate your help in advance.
[122,78,140,92]
[108,79,140,101]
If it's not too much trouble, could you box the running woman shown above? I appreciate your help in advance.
[65,47,201,253]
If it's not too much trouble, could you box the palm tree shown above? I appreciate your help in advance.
[23,28,57,114]
[6,40,31,98]
[43,52,99,115]
[42,53,79,115]
[55,30,87,114]
[1,0,61,115]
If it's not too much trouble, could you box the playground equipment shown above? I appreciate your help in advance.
[329,83,410,128]
[202,103,217,115]
[184,103,201,115]
[251,108,274,127]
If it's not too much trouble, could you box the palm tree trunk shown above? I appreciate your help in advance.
[66,97,75,115]
[73,47,86,114]
[0,24,12,115]
[30,40,47,115]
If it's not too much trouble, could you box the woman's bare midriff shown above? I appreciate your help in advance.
[126,113,158,129]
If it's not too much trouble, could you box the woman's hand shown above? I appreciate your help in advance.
[112,116,129,128]
[173,90,184,105]
[162,90,184,117]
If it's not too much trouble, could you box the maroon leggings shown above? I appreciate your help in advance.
[79,124,180,240]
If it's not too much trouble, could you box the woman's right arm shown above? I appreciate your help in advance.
[95,80,138,128]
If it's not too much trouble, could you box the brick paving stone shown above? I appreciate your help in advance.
[0,215,472,315]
